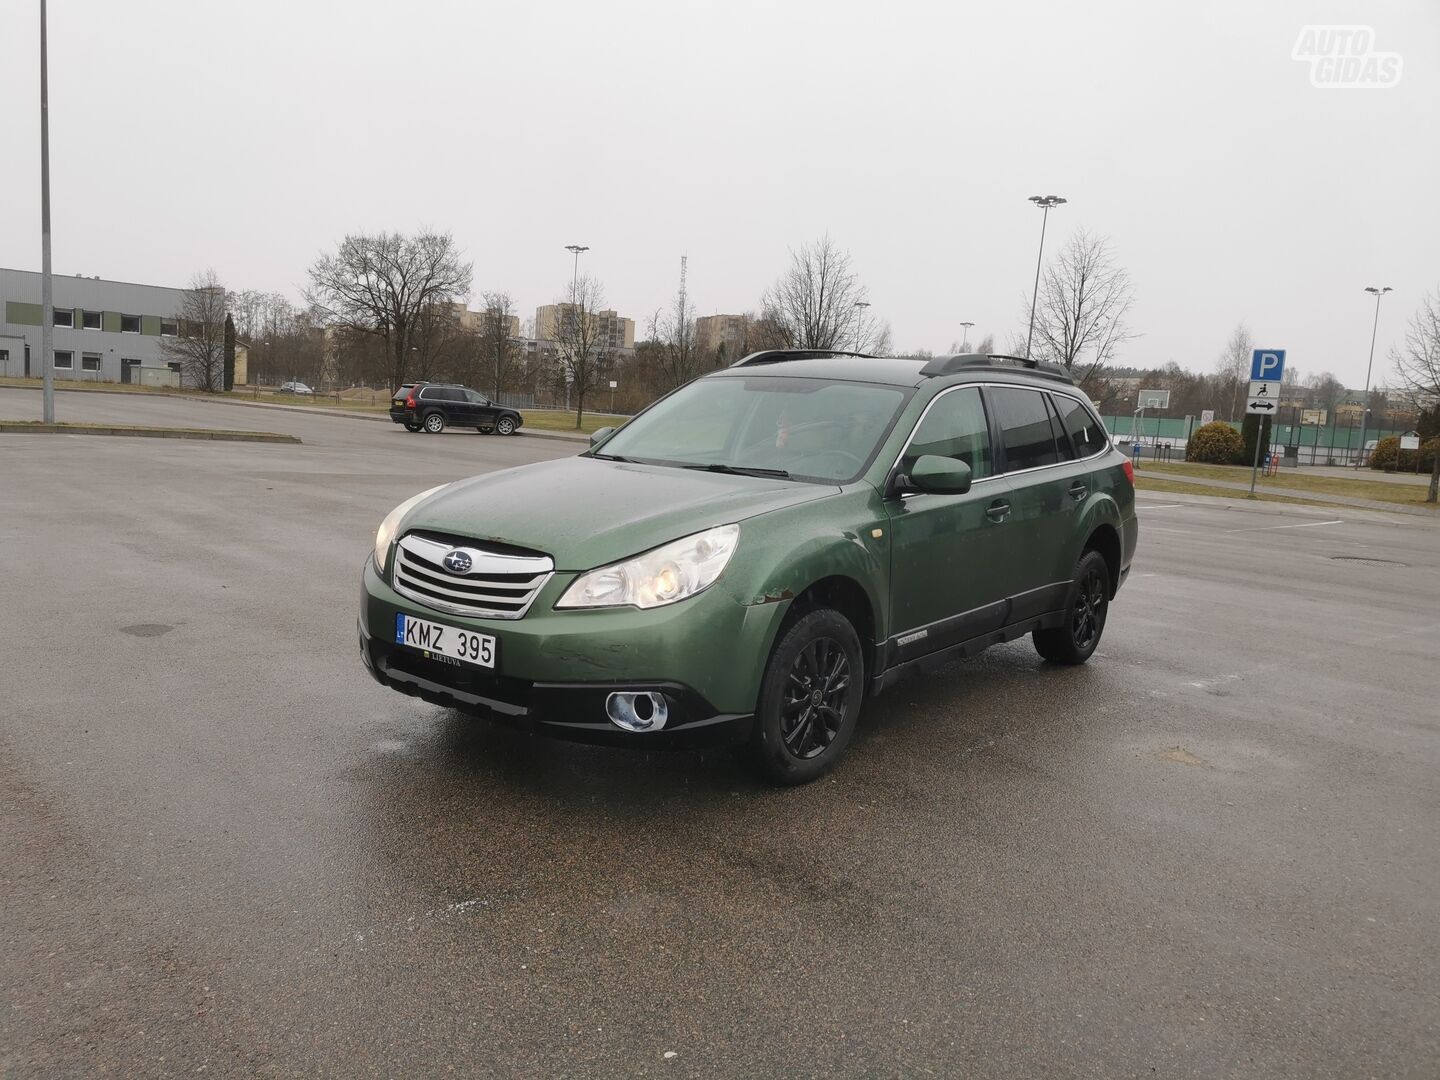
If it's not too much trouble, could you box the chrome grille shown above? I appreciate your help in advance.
[393,533,554,620]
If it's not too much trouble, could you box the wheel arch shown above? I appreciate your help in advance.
[783,575,878,684]
[1082,522,1122,598]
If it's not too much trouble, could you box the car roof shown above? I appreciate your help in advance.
[707,351,1082,392]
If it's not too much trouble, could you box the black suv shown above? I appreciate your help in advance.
[390,383,524,436]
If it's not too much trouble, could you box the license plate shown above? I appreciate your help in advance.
[395,613,495,668]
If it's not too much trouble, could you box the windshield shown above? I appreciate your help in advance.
[594,375,910,483]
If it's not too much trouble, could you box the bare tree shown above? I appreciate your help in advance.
[477,292,518,400]
[1389,288,1440,501]
[759,236,882,351]
[1215,323,1253,421]
[1305,370,1346,421]
[1028,229,1137,384]
[652,282,702,389]
[305,231,472,390]
[159,270,228,391]
[552,275,608,428]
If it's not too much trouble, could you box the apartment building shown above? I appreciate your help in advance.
[695,313,753,357]
[534,303,635,352]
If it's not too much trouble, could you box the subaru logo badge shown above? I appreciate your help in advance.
[442,549,473,575]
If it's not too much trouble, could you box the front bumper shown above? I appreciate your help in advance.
[359,557,779,747]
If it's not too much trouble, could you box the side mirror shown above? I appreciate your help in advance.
[904,455,972,495]
[589,426,616,448]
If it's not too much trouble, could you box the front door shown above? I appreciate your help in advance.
[120,359,140,385]
[466,390,498,426]
[884,385,1016,667]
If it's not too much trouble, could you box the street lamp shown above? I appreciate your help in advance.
[1025,194,1067,360]
[565,244,589,318]
[1357,285,1393,468]
[852,301,871,352]
[39,0,55,421]
[959,321,975,351]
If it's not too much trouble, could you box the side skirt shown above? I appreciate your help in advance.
[869,609,1068,696]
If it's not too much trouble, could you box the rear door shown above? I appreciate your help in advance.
[884,385,1016,666]
[984,385,1078,620]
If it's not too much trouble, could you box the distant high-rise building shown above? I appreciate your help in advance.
[695,313,752,359]
[534,303,635,352]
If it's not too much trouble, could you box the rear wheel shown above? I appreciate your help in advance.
[1034,550,1110,665]
[404,422,422,432]
[422,412,445,434]
[748,608,864,785]
[476,426,493,434]
[496,415,517,436]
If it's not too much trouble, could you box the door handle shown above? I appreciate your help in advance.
[985,500,1011,523]
[1068,481,1088,501]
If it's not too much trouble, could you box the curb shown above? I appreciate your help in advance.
[0,422,301,444]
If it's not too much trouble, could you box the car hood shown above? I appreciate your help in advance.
[403,455,837,570]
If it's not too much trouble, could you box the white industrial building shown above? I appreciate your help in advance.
[0,267,203,387]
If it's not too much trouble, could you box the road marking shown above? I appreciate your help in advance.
[1226,519,1344,534]
[1136,503,1185,510]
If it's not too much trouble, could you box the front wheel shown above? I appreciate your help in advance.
[422,412,445,434]
[1033,550,1110,665]
[496,416,517,436]
[748,608,864,785]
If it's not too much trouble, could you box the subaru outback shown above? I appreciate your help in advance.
[359,350,1137,784]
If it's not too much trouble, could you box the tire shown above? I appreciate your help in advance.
[1033,549,1110,665]
[422,412,445,434]
[476,427,492,434]
[404,422,422,432]
[748,608,864,785]
[496,415,517,436]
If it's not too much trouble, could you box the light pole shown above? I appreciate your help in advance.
[852,301,871,352]
[39,0,54,421]
[1357,285,1392,468]
[1025,194,1066,360]
[959,321,975,351]
[563,245,588,412]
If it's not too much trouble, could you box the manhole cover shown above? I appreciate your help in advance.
[1330,555,1409,567]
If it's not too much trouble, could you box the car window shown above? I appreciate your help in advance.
[900,386,992,481]
[423,387,458,401]
[465,390,488,404]
[1046,395,1078,462]
[988,386,1061,472]
[1052,394,1108,458]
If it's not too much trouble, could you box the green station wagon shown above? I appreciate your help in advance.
[359,350,1138,783]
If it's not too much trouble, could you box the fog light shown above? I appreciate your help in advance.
[605,691,669,732]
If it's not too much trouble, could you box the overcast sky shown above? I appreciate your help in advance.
[1,0,1435,389]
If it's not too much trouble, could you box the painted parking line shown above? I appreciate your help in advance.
[1225,519,1345,534]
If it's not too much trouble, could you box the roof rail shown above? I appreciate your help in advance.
[918,352,1075,385]
[730,348,873,367]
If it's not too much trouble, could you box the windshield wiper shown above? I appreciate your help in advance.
[682,463,792,479]
[591,452,637,462]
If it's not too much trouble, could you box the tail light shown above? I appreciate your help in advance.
[405,393,417,408]
[1121,459,1135,485]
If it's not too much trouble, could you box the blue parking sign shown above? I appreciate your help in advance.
[1250,349,1286,381]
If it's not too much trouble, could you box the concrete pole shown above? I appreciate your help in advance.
[40,0,55,422]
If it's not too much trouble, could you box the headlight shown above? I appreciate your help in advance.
[373,485,447,572]
[556,524,740,610]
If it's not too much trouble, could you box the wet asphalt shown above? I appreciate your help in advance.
[2,390,1438,1078]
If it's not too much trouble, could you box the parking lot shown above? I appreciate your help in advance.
[3,389,1438,1077]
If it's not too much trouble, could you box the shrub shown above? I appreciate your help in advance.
[1370,434,1440,472]
[1186,421,1245,464]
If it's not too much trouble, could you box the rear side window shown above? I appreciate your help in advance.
[901,386,992,480]
[422,387,459,401]
[988,387,1061,472]
[1052,394,1108,458]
